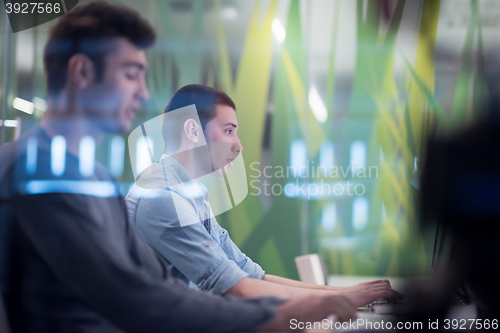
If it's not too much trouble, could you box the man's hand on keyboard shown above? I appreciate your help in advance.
[338,279,403,307]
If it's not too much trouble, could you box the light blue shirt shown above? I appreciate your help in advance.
[125,155,264,295]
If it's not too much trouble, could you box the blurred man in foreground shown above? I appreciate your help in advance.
[419,115,500,322]
[0,2,357,332]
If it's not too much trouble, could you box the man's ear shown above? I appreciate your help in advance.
[183,119,201,143]
[67,53,96,90]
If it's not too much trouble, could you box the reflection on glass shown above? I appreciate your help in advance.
[290,139,307,177]
[352,196,369,231]
[350,140,366,172]
[322,202,336,232]
[135,136,154,176]
[79,136,95,177]
[319,141,334,176]
[13,97,34,114]
[26,136,37,175]
[26,180,117,197]
[51,135,66,177]
[110,136,125,177]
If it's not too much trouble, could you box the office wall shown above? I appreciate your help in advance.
[1,0,497,279]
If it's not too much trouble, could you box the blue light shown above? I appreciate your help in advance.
[319,141,334,175]
[110,136,125,177]
[135,136,154,176]
[51,135,66,177]
[322,202,336,232]
[352,196,369,231]
[79,136,95,177]
[290,139,307,177]
[350,140,366,171]
[26,136,37,175]
[25,180,118,197]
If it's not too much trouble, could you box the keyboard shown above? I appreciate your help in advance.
[368,298,415,315]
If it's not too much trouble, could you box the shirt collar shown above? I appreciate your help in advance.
[159,154,192,185]
[159,154,209,199]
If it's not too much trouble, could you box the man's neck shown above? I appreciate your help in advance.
[164,146,212,183]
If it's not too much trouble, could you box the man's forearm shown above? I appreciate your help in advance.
[256,275,403,307]
[225,277,332,300]
[226,275,402,307]
[263,274,340,291]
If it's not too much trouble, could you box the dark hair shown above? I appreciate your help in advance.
[162,84,236,151]
[44,1,156,95]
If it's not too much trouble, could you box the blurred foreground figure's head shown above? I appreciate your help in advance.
[43,1,156,133]
[420,117,500,320]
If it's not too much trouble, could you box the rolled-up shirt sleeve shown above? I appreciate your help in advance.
[134,189,249,295]
[216,224,265,280]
